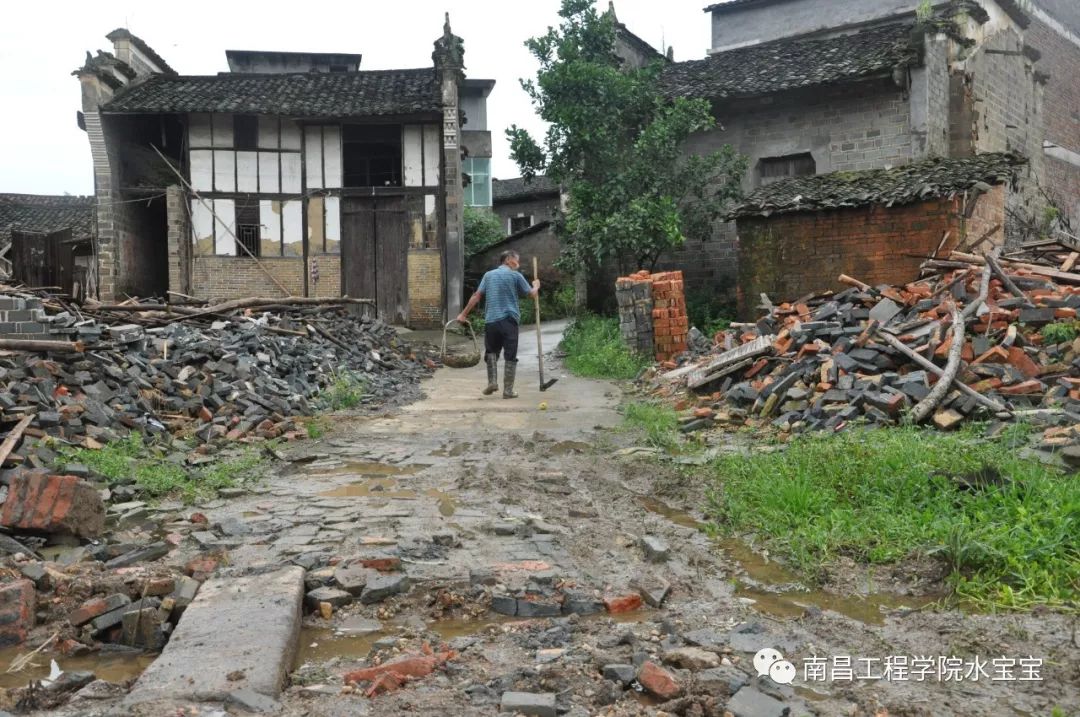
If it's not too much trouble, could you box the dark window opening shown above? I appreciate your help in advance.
[235,201,260,257]
[234,115,258,151]
[510,215,532,234]
[759,153,816,186]
[329,64,348,72]
[343,125,402,187]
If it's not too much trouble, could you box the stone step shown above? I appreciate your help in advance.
[123,566,304,711]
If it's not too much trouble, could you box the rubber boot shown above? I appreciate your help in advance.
[482,354,499,395]
[502,361,519,399]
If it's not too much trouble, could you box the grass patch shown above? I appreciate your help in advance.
[622,402,680,451]
[321,371,369,410]
[1040,320,1080,345]
[304,418,328,440]
[561,315,649,380]
[63,433,269,503]
[705,425,1080,609]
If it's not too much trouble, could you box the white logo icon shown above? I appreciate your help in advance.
[753,648,784,677]
[754,648,797,685]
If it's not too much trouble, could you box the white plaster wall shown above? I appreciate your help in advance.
[325,196,341,248]
[282,154,302,193]
[190,150,213,191]
[423,125,440,186]
[213,150,235,192]
[258,152,279,193]
[190,200,214,247]
[237,151,258,192]
[305,127,323,189]
[323,127,342,189]
[259,200,281,246]
[403,125,424,186]
[212,199,236,255]
[283,200,303,256]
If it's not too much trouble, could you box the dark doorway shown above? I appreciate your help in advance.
[342,197,409,324]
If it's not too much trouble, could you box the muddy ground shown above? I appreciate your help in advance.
[12,326,1080,717]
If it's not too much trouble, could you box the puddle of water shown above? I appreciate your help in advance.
[637,495,934,626]
[430,443,471,457]
[317,479,456,516]
[0,647,155,690]
[295,628,384,668]
[303,461,425,478]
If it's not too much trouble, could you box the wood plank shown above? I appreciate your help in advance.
[687,335,775,389]
[0,415,33,467]
[1061,252,1079,272]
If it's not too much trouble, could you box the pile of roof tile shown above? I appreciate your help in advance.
[0,290,434,472]
[652,241,1080,434]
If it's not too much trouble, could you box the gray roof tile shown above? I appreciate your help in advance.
[103,68,441,118]
[0,194,95,245]
[492,175,559,204]
[728,153,1025,218]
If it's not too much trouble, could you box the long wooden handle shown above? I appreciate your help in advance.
[533,257,544,379]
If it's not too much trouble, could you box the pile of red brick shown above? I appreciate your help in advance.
[617,270,689,362]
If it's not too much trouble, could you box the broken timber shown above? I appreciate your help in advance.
[686,335,775,389]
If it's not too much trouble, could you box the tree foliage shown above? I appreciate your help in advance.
[463,206,506,257]
[507,0,747,271]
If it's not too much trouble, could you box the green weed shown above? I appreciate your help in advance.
[622,402,680,451]
[1040,320,1080,345]
[561,315,650,380]
[304,418,327,440]
[705,426,1080,610]
[686,290,734,337]
[321,371,369,410]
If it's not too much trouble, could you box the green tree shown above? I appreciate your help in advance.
[463,206,506,257]
[507,0,746,272]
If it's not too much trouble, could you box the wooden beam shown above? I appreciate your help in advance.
[0,415,33,467]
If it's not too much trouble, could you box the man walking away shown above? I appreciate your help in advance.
[456,250,540,398]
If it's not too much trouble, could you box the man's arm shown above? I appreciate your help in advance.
[518,273,540,299]
[456,290,483,324]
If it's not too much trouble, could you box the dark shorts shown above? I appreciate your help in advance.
[484,316,520,362]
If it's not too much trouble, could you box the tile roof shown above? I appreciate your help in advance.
[727,153,1025,219]
[102,68,441,118]
[492,176,559,204]
[106,29,177,75]
[0,194,95,245]
[702,0,773,13]
[660,22,919,100]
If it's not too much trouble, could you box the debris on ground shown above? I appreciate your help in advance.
[647,243,1080,436]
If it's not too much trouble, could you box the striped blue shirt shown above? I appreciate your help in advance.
[478,265,532,323]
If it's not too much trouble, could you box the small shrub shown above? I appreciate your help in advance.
[1040,320,1079,345]
[561,315,649,380]
[686,290,734,337]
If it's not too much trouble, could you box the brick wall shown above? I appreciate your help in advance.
[310,254,341,299]
[190,256,305,301]
[408,249,442,327]
[677,81,913,302]
[962,27,1045,244]
[735,190,1005,318]
[166,186,189,296]
[467,226,563,290]
[1026,16,1080,221]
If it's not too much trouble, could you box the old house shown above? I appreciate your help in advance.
[652,0,1079,308]
[0,194,96,295]
[728,153,1021,314]
[74,19,493,327]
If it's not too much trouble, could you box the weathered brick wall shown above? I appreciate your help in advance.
[962,27,1045,244]
[166,187,187,296]
[678,81,913,302]
[408,249,442,328]
[1026,16,1080,221]
[735,192,1005,318]
[190,257,305,301]
[467,226,563,289]
[310,255,341,299]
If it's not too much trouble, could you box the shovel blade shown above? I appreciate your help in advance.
[540,379,558,392]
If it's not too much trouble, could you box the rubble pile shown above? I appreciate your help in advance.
[0,290,435,470]
[652,244,1080,434]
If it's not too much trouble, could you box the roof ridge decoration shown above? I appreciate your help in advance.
[105,28,177,75]
[727,153,1026,219]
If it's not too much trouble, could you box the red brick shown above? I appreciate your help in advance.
[0,474,104,538]
[637,661,682,700]
[0,580,36,647]
[1007,347,1041,379]
[68,597,111,627]
[603,594,643,613]
[998,380,1044,395]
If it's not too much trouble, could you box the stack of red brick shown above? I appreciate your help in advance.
[647,271,689,362]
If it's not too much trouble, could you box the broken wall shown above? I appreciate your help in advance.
[735,187,1005,318]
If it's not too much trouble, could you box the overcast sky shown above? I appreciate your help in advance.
[0,1,711,196]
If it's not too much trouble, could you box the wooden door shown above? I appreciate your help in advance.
[341,197,409,324]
